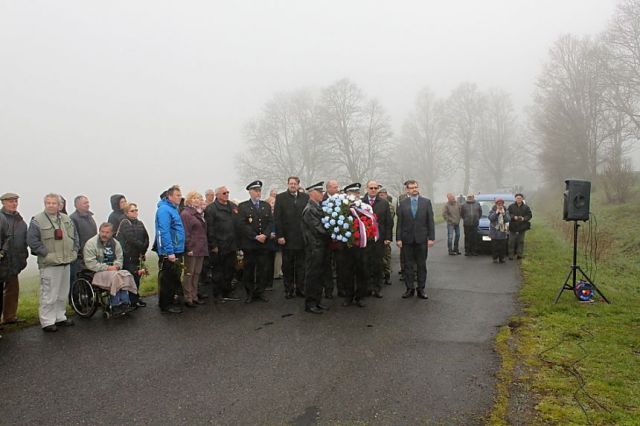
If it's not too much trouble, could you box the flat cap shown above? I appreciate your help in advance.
[343,183,361,193]
[305,181,324,192]
[0,192,19,201]
[378,186,388,193]
[246,180,263,191]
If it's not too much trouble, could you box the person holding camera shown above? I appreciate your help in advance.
[27,193,79,332]
[488,198,511,264]
[507,193,532,260]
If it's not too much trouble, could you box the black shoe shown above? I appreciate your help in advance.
[448,251,456,255]
[285,292,295,299]
[455,250,461,255]
[295,290,305,298]
[305,306,324,314]
[43,324,58,332]
[464,252,470,256]
[222,295,240,302]
[471,253,479,256]
[161,307,183,314]
[194,299,207,305]
[354,300,366,308]
[417,291,428,299]
[184,302,198,308]
[499,259,506,264]
[342,299,353,307]
[508,257,514,260]
[493,258,499,263]
[337,291,346,297]
[372,291,383,299]
[2,318,26,325]
[135,300,147,308]
[264,286,274,292]
[384,279,391,286]
[402,289,415,298]
[517,255,523,260]
[244,295,253,304]
[317,303,330,311]
[197,293,210,300]
[55,319,74,327]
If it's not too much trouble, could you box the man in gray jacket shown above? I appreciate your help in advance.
[442,193,462,256]
[27,193,78,332]
[460,193,482,256]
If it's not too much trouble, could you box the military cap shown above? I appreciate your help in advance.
[246,180,263,191]
[343,183,361,193]
[305,181,324,192]
[378,186,388,194]
[0,192,19,201]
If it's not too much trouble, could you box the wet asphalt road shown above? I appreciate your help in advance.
[0,224,520,425]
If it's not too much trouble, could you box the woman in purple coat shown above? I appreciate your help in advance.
[180,191,208,307]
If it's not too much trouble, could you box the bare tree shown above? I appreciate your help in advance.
[236,89,328,189]
[531,35,610,183]
[445,82,481,194]
[397,88,452,198]
[477,89,519,189]
[604,0,640,133]
[320,79,393,184]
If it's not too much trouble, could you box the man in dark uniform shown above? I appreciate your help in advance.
[362,180,393,298]
[301,182,329,314]
[237,180,273,303]
[204,185,241,302]
[378,187,395,285]
[274,176,309,299]
[337,183,368,308]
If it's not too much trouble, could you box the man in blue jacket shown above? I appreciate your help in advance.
[155,185,185,314]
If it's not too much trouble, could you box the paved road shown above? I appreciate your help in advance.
[0,224,520,425]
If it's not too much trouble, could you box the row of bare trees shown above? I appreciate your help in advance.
[531,0,639,202]
[237,79,521,199]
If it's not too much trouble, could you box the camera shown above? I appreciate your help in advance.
[54,229,63,240]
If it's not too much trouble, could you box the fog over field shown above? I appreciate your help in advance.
[1,0,631,230]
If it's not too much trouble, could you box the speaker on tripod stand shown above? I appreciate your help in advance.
[555,179,610,304]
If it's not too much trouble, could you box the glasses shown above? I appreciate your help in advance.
[368,187,378,190]
[222,192,229,195]
[129,209,138,212]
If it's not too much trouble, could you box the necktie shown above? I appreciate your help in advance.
[411,198,418,218]
[254,201,259,209]
[370,197,375,206]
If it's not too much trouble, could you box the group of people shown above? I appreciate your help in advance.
[0,178,531,337]
[442,192,532,263]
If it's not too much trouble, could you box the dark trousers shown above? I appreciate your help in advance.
[124,258,141,303]
[508,231,526,257]
[464,225,479,254]
[324,250,337,296]
[401,243,428,290]
[304,245,326,308]
[265,250,277,289]
[492,239,508,260]
[243,249,269,297]
[158,254,183,310]
[282,248,305,294]
[365,240,385,294]
[211,251,236,297]
[337,246,367,301]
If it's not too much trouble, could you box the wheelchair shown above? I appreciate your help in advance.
[70,270,119,319]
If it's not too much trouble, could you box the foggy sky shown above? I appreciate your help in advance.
[1,0,619,226]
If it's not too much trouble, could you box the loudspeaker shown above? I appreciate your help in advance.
[563,179,591,221]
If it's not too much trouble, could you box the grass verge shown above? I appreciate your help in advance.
[491,200,640,424]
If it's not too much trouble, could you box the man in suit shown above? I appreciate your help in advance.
[378,187,395,286]
[338,183,368,308]
[362,180,393,298]
[274,176,309,299]
[396,179,435,299]
[237,180,273,303]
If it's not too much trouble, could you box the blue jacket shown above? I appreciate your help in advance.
[155,199,185,255]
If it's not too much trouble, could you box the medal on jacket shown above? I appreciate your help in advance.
[248,217,253,223]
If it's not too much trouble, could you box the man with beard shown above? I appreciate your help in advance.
[274,176,309,299]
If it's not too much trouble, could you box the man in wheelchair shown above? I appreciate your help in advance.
[83,222,137,316]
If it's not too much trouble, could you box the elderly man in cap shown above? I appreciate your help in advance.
[301,181,330,314]
[237,180,273,303]
[1,193,29,327]
[27,193,78,331]
[460,193,482,256]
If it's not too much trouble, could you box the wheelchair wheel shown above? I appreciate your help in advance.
[70,277,98,318]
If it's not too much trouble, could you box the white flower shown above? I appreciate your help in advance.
[337,220,344,225]
[331,234,337,240]
[348,217,354,222]
[338,215,345,221]
[354,200,361,207]
[327,202,334,209]
[334,227,340,233]
[343,223,350,229]
[324,223,331,229]
[345,231,352,237]
[331,212,338,218]
[329,219,336,225]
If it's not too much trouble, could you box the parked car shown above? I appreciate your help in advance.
[476,193,515,251]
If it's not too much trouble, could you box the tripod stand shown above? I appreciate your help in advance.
[554,221,610,304]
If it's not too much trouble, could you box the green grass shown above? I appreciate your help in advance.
[4,254,159,331]
[491,189,640,425]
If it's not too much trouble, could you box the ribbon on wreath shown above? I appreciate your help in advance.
[350,207,380,248]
